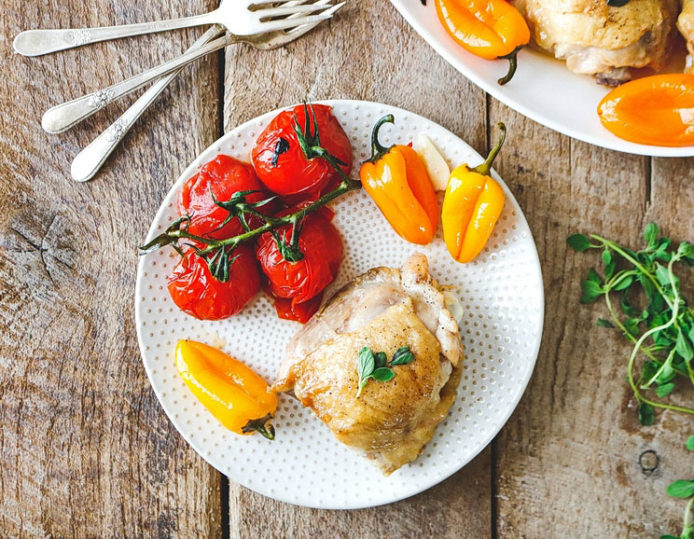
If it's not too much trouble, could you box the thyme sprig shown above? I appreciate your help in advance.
[140,176,361,281]
[568,223,694,424]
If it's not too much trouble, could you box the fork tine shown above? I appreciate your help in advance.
[255,3,333,19]
[253,2,344,34]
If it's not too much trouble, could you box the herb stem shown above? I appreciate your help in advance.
[193,178,360,255]
[591,234,675,310]
[626,256,694,416]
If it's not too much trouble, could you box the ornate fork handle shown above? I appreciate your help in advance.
[42,34,238,134]
[70,26,224,183]
[13,12,218,56]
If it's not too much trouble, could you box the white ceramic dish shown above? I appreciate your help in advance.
[135,100,544,509]
[391,0,694,157]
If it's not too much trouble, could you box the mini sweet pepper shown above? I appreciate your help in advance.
[360,115,438,245]
[435,0,530,85]
[175,340,278,439]
[442,123,507,263]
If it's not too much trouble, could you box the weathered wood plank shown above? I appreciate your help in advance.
[0,1,222,536]
[223,1,491,536]
[489,99,694,537]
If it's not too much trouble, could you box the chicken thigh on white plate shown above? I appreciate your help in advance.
[272,253,464,475]
[514,0,679,84]
[679,0,694,73]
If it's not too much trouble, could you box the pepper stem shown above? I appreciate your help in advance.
[241,414,276,440]
[497,46,523,86]
[368,114,395,163]
[473,123,507,177]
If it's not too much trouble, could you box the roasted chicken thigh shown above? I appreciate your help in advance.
[679,0,694,73]
[273,254,463,475]
[515,0,679,84]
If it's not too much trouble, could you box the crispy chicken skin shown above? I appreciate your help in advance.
[679,0,694,73]
[514,0,679,84]
[273,254,463,475]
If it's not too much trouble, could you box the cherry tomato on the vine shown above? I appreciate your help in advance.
[251,104,353,199]
[255,208,343,322]
[178,155,272,239]
[168,245,260,320]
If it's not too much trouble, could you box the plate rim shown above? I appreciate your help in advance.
[390,0,694,158]
[135,99,545,509]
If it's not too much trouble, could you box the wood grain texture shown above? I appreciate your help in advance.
[223,1,491,537]
[489,99,694,537]
[3,0,694,537]
[0,1,222,536]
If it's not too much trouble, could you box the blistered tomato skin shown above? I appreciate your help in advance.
[251,105,353,198]
[167,245,260,320]
[255,209,342,320]
[178,154,271,239]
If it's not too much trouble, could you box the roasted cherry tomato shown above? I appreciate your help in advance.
[251,104,353,198]
[168,245,260,320]
[255,209,342,320]
[178,154,271,239]
[272,292,324,324]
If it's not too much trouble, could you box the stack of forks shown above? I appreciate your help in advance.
[13,0,345,182]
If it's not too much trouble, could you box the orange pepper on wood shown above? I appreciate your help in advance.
[597,74,694,147]
[442,123,507,263]
[175,340,278,439]
[435,0,530,85]
[360,115,438,245]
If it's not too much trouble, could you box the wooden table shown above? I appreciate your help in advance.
[2,1,693,536]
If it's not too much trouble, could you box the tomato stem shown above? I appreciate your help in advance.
[367,114,395,163]
[473,123,506,177]
[140,178,361,258]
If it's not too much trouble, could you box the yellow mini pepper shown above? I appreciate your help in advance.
[175,340,278,439]
[442,123,506,263]
[360,115,439,245]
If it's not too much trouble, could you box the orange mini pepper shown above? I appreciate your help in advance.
[435,0,530,85]
[175,340,278,439]
[360,115,438,245]
[442,123,506,263]
[597,74,694,147]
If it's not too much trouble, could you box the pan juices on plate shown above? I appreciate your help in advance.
[273,254,464,475]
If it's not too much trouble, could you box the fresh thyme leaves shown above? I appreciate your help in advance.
[356,345,414,397]
[568,223,694,424]
[662,436,694,539]
[607,0,630,5]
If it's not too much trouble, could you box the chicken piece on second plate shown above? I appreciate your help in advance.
[273,253,463,475]
[514,0,679,84]
[679,0,694,73]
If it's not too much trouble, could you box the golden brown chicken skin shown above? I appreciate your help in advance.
[273,254,463,475]
[678,0,694,73]
[515,0,679,84]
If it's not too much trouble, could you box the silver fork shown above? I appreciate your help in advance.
[41,1,344,135]
[70,2,337,182]
[13,0,337,56]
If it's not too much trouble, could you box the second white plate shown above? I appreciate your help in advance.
[135,100,544,509]
[391,0,694,157]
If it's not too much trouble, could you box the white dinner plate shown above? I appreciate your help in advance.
[391,0,694,157]
[135,100,544,509]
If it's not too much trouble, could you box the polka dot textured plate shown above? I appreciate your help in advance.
[135,100,544,510]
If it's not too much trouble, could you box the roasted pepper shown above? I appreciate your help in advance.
[360,115,438,245]
[435,0,530,85]
[597,74,694,147]
[442,123,506,263]
[175,340,278,439]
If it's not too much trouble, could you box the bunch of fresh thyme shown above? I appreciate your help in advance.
[567,223,694,425]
